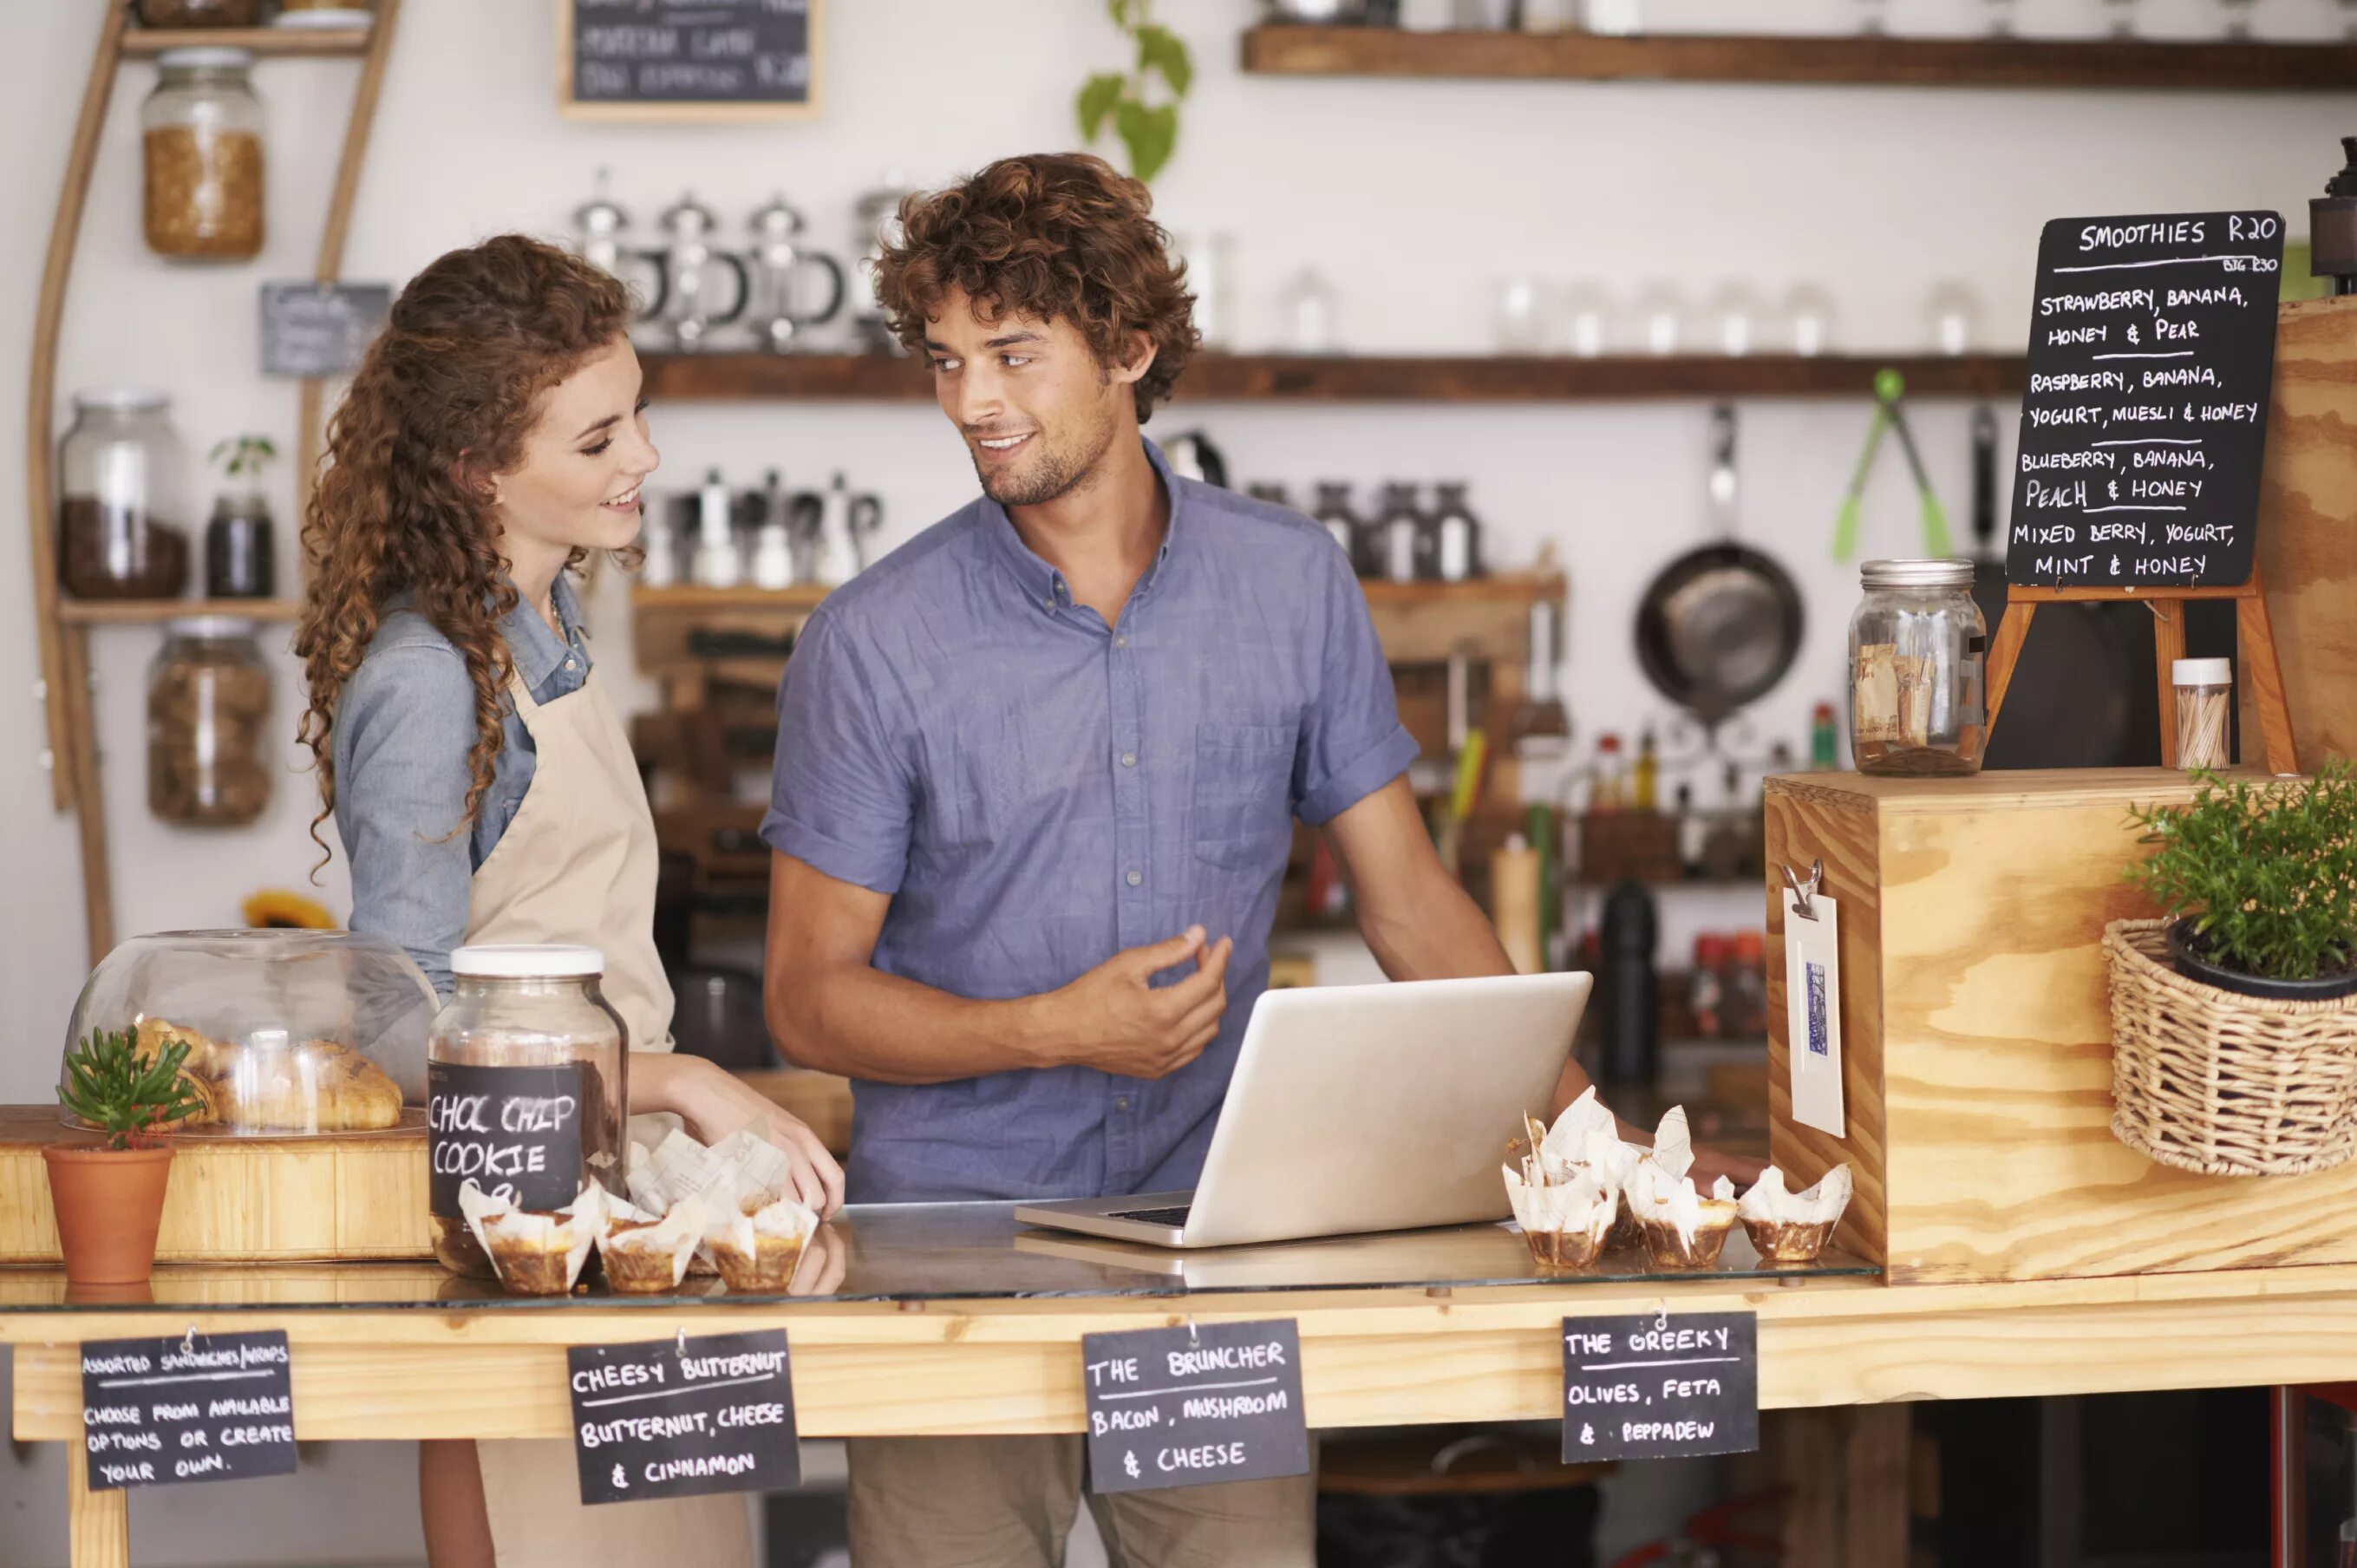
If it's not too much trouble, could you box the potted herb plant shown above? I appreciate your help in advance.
[204,433,277,598]
[46,1028,206,1284]
[2126,762,2357,1001]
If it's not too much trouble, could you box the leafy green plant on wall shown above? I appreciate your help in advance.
[2125,761,2357,983]
[1075,0,1192,184]
[210,434,278,482]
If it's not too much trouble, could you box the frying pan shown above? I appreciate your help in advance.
[1635,407,1805,726]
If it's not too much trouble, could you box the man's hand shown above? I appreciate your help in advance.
[1038,925,1231,1079]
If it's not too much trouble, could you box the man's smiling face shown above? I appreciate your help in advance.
[922,284,1144,508]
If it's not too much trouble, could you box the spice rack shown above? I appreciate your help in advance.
[25,1,404,961]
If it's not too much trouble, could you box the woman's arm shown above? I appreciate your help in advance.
[632,1053,845,1216]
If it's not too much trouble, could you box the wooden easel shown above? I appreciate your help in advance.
[1982,565,2299,771]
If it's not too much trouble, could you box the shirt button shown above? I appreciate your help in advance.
[1115,1096,1133,1113]
[1113,635,1128,649]
[564,657,577,670]
[1125,870,1143,887]
[1120,751,1137,768]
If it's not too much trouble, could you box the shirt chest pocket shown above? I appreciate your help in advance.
[1190,721,1298,870]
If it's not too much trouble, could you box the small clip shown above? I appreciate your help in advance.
[1654,1302,1669,1332]
[181,1325,199,1356]
[676,1327,688,1359]
[1781,859,1824,922]
[1185,1316,1198,1347]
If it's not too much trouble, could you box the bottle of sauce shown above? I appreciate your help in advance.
[1597,880,1659,1088]
[1632,728,1660,813]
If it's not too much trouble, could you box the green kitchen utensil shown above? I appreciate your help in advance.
[1832,368,1953,561]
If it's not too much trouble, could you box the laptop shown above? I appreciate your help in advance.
[1013,971,1591,1250]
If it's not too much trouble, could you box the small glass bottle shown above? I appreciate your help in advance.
[1727,930,1768,1039]
[1688,933,1727,1039]
[1849,559,1988,777]
[1632,728,1660,813]
[1810,701,1839,770]
[2172,657,2234,772]
[141,49,266,261]
[1373,483,1425,585]
[1674,782,1705,878]
[1429,482,1483,583]
[1590,732,1625,814]
[204,490,275,598]
[428,944,630,1278]
[1311,482,1362,572]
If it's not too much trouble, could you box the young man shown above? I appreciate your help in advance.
[759,153,1725,1566]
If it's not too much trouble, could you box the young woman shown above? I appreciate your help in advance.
[296,234,839,1567]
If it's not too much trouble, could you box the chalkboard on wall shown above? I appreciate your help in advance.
[558,0,822,121]
[2007,210,2284,590]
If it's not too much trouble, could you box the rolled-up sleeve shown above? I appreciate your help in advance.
[1294,550,1420,826]
[761,611,916,895]
[334,644,479,996]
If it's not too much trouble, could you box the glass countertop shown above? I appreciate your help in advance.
[0,1204,1875,1313]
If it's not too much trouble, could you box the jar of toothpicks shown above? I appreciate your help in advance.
[2172,657,2233,772]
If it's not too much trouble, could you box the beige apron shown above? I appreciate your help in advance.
[464,665,753,1568]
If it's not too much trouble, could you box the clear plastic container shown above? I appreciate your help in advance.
[61,930,434,1137]
[2172,657,2234,772]
[141,48,265,261]
[58,390,192,600]
[427,945,630,1277]
[147,618,272,825]
[1849,559,1987,777]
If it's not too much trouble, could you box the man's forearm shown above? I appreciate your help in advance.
[1357,863,1518,983]
[770,961,1066,1085]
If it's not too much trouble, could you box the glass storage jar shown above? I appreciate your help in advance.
[135,0,264,25]
[62,929,434,1137]
[428,945,629,1277]
[203,489,275,598]
[147,618,272,825]
[1848,558,1987,776]
[59,389,192,600]
[141,48,264,260]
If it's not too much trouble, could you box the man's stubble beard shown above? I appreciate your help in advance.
[973,395,1123,509]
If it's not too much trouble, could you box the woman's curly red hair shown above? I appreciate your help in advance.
[292,234,633,869]
[873,153,1198,422]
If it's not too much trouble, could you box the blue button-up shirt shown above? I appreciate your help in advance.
[761,441,1419,1203]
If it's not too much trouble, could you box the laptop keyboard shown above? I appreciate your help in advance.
[1107,1205,1192,1227]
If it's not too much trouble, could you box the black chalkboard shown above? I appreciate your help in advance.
[2008,211,2284,589]
[1561,1312,1757,1463]
[563,0,817,114]
[428,1060,584,1216]
[569,1330,798,1506]
[1081,1319,1310,1495]
[258,282,389,378]
[81,1330,297,1492]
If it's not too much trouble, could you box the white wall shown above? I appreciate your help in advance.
[0,0,2348,1558]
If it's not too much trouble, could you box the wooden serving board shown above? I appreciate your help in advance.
[0,1107,432,1264]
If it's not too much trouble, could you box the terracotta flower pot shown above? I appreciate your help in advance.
[43,1142,174,1284]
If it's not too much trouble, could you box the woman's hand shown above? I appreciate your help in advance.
[634,1054,846,1217]
[1689,1146,1768,1192]
[788,1224,849,1297]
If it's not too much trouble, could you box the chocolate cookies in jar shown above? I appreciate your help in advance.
[147,619,272,826]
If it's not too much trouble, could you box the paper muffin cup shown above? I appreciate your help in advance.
[486,1225,579,1296]
[1741,1216,1837,1264]
[1638,1204,1738,1271]
[1523,1224,1609,1271]
[710,1233,808,1292]
[600,1220,691,1294]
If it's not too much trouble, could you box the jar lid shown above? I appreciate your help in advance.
[155,47,256,69]
[1860,558,1975,590]
[2172,657,2233,685]
[73,389,169,413]
[164,617,258,637]
[451,944,605,978]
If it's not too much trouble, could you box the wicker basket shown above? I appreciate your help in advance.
[2106,918,2357,1177]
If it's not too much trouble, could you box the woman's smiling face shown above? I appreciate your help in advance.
[492,335,659,558]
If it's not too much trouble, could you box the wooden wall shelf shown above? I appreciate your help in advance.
[121,26,375,58]
[643,351,2022,404]
[57,598,301,624]
[1239,24,2357,91]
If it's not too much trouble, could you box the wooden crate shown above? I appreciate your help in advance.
[1765,768,2357,1285]
[0,1108,432,1264]
[2254,295,2357,765]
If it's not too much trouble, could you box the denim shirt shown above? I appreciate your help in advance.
[333,574,593,996]
[761,441,1419,1203]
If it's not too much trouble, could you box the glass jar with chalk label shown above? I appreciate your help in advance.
[1848,559,1987,777]
[426,944,627,1277]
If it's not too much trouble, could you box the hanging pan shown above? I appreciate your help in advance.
[1634,406,1805,727]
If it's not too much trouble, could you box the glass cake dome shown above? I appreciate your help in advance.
[61,930,435,1138]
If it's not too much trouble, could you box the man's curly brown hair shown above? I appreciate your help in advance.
[873,153,1197,423]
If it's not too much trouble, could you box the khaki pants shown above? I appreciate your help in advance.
[846,1435,1316,1568]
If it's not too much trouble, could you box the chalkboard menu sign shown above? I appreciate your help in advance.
[258,282,389,378]
[569,1330,799,1505]
[559,0,821,120]
[1080,1319,1311,1495]
[2008,210,2284,589]
[81,1330,297,1492]
[428,1060,584,1216]
[1561,1312,1758,1463]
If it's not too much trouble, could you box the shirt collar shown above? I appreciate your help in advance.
[499,572,587,694]
[981,437,1183,614]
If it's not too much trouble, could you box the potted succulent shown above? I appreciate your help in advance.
[2126,762,2357,1001]
[46,1028,206,1284]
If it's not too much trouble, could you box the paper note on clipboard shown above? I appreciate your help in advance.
[1783,885,1846,1138]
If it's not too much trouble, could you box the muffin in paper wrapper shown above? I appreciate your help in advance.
[1503,1163,1616,1270]
[1628,1160,1739,1271]
[597,1191,708,1295]
[1521,1089,1648,1250]
[704,1191,820,1292]
[460,1180,604,1297]
[1738,1166,1852,1264]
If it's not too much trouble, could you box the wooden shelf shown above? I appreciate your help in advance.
[56,597,301,624]
[1239,24,2357,91]
[121,26,375,58]
[631,584,832,613]
[643,351,2021,404]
